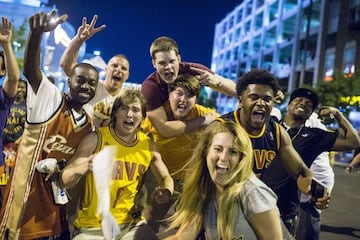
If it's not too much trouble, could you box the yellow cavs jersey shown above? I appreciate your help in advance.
[74,126,153,228]
[141,103,218,180]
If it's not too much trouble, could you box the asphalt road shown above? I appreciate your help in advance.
[320,165,360,240]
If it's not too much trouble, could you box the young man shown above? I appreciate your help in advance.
[218,69,313,235]
[0,16,21,206]
[280,88,360,240]
[141,74,218,232]
[60,15,130,128]
[0,11,99,239]
[141,36,236,139]
[60,88,174,240]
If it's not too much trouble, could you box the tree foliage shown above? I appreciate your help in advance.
[314,70,360,116]
[11,19,28,70]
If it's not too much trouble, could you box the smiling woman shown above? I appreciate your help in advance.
[165,121,285,240]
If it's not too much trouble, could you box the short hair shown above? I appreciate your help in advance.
[110,88,146,127]
[107,54,129,64]
[70,62,99,77]
[0,50,5,71]
[168,74,201,98]
[236,69,279,96]
[149,36,179,59]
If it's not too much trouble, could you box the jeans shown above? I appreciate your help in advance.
[296,202,321,240]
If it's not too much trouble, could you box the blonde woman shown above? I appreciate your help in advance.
[165,121,283,240]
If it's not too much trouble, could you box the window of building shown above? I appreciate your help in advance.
[262,53,273,71]
[226,50,231,61]
[242,41,249,57]
[229,15,235,29]
[284,0,297,12]
[282,15,296,41]
[246,1,253,15]
[231,65,237,79]
[256,0,264,8]
[323,49,335,81]
[343,42,356,76]
[269,1,279,23]
[235,28,241,42]
[245,20,251,35]
[264,26,276,49]
[233,46,239,61]
[236,8,243,23]
[255,12,263,31]
[251,58,258,69]
[252,34,261,54]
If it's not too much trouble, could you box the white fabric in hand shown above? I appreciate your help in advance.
[92,145,120,239]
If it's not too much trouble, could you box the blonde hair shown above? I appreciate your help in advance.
[168,121,254,239]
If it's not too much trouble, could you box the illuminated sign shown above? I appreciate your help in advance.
[340,96,360,105]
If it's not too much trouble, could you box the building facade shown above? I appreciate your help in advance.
[211,0,360,114]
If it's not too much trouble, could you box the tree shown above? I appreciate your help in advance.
[314,70,360,116]
[11,18,28,70]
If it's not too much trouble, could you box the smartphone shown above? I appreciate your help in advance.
[310,178,326,203]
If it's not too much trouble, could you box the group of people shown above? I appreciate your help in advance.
[0,9,359,240]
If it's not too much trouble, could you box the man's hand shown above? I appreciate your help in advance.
[297,174,312,194]
[29,10,68,33]
[77,15,106,41]
[314,191,330,210]
[0,17,12,44]
[152,187,172,204]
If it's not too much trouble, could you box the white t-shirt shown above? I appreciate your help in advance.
[26,74,62,123]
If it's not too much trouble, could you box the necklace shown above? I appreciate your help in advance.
[281,121,304,141]
[289,126,304,141]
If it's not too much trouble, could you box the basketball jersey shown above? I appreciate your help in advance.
[0,96,92,239]
[74,126,153,228]
[220,109,281,177]
[142,103,218,180]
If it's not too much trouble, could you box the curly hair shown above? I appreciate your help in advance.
[236,69,279,96]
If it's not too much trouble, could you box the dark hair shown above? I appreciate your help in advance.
[110,88,146,127]
[70,62,99,77]
[168,74,201,98]
[236,69,279,96]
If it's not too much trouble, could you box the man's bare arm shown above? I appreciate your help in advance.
[60,15,106,76]
[24,10,67,93]
[147,106,216,138]
[60,132,98,188]
[0,17,19,98]
[278,126,312,194]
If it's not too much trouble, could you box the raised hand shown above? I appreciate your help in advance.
[77,15,106,41]
[28,10,68,33]
[0,16,12,44]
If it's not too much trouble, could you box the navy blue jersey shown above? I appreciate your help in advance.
[220,109,281,177]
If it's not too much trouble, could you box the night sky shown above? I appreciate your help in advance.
[47,0,239,84]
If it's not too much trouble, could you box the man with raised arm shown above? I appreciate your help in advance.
[0,11,99,239]
[60,15,130,128]
[141,36,235,139]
